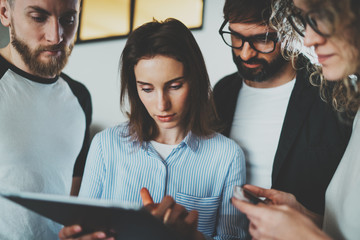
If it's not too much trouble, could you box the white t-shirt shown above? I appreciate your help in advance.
[0,55,91,239]
[150,141,179,160]
[230,78,296,188]
[323,110,360,240]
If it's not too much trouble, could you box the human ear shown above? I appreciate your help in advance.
[0,0,11,27]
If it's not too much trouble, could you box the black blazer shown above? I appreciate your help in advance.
[213,56,352,214]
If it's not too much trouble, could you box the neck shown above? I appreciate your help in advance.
[244,61,296,88]
[154,128,187,145]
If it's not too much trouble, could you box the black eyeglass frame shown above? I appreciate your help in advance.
[218,19,279,54]
[287,9,333,38]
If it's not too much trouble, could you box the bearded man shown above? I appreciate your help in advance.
[0,0,92,239]
[214,0,351,216]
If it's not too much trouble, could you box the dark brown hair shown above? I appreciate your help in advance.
[223,0,272,24]
[120,18,219,143]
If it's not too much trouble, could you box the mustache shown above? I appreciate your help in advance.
[234,55,268,66]
[37,43,68,52]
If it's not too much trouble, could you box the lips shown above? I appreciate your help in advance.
[316,53,334,64]
[157,114,176,122]
[243,62,262,68]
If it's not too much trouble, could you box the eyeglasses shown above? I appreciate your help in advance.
[218,20,278,54]
[287,9,335,37]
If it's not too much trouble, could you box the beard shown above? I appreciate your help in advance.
[232,50,289,83]
[10,26,74,78]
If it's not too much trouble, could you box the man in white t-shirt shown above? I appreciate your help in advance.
[0,0,92,239]
[214,0,351,215]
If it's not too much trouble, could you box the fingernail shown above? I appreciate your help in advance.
[96,232,106,238]
[73,226,81,232]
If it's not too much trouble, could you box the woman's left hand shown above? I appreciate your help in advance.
[231,197,331,240]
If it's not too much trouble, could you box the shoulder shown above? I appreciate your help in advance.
[92,123,131,145]
[60,72,92,118]
[60,72,91,101]
[213,72,241,93]
[94,123,129,139]
[200,133,244,158]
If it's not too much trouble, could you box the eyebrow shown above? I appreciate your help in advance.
[136,76,185,86]
[228,27,277,39]
[25,6,78,16]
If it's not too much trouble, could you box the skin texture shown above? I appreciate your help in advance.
[229,22,296,88]
[292,0,357,81]
[134,55,190,145]
[0,0,80,78]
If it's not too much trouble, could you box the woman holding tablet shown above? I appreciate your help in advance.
[60,18,247,240]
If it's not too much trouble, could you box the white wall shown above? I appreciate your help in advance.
[0,0,236,135]
[0,23,9,48]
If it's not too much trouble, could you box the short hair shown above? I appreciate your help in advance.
[120,18,219,143]
[223,0,272,25]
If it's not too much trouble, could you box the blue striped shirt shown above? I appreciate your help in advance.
[79,123,248,239]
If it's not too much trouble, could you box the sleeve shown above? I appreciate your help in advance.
[60,72,93,177]
[72,83,92,177]
[78,134,105,199]
[212,147,249,240]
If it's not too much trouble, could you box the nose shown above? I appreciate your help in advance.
[45,18,63,44]
[157,91,171,112]
[303,25,326,48]
[235,42,258,62]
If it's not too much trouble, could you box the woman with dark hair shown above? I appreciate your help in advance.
[59,18,247,240]
[232,0,360,239]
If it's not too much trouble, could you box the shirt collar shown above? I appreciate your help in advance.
[140,131,200,153]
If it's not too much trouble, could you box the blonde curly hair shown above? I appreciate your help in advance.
[270,0,360,114]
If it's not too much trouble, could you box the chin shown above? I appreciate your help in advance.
[323,67,347,81]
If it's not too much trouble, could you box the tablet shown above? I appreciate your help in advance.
[0,190,181,240]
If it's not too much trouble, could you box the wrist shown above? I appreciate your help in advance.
[301,207,323,227]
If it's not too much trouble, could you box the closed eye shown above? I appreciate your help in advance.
[31,15,47,23]
[141,88,153,93]
[169,83,183,90]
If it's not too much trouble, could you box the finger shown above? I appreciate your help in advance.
[184,210,198,229]
[164,204,187,225]
[243,185,271,198]
[163,208,172,224]
[232,197,268,220]
[58,225,82,239]
[152,196,176,219]
[232,197,257,213]
[140,187,154,206]
[81,232,109,240]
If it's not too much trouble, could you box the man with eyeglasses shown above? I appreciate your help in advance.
[213,0,351,216]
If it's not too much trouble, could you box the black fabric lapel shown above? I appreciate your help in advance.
[272,57,317,183]
[214,72,243,137]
